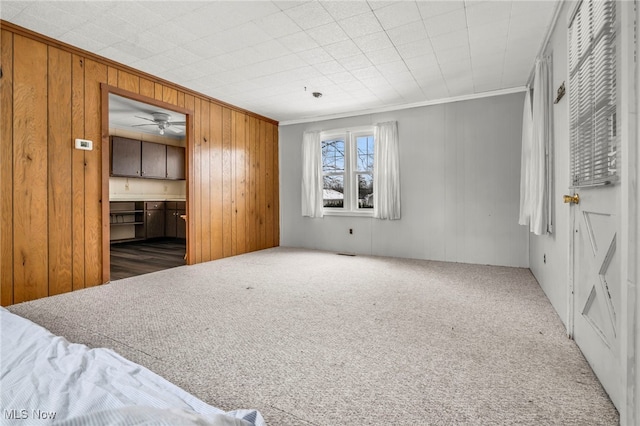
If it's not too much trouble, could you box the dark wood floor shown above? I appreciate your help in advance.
[110,239,186,281]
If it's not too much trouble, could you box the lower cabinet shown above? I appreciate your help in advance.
[109,201,145,242]
[145,202,165,239]
[165,202,186,239]
[110,201,185,242]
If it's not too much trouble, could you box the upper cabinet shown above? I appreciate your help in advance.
[110,136,185,180]
[141,141,167,179]
[111,136,142,177]
[166,145,186,180]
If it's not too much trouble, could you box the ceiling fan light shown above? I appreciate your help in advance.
[159,129,165,135]
[152,112,171,122]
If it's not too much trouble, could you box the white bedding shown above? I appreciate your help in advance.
[0,307,265,425]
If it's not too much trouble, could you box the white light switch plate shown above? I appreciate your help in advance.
[75,138,93,150]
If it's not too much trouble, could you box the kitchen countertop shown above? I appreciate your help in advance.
[110,197,186,202]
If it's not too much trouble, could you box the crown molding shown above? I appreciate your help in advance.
[279,86,528,126]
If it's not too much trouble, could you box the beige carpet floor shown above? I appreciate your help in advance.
[8,247,618,425]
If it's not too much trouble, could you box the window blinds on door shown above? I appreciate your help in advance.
[568,0,617,187]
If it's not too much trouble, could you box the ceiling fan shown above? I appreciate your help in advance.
[133,112,185,135]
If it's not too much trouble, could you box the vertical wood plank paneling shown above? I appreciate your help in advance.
[254,121,260,250]
[0,30,14,306]
[12,35,48,303]
[71,54,85,290]
[273,124,280,247]
[3,27,280,304]
[199,100,211,262]
[193,97,202,263]
[243,116,251,252]
[162,86,178,106]
[184,93,195,264]
[100,84,109,283]
[118,70,140,94]
[139,78,155,99]
[259,121,267,248]
[230,112,238,255]
[209,104,223,260]
[47,46,73,296]
[107,66,117,86]
[247,116,258,252]
[241,113,249,253]
[265,121,274,248]
[83,59,107,287]
[222,108,233,257]
[234,111,247,255]
[154,82,163,101]
[244,115,253,252]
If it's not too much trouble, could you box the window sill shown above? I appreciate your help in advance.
[323,209,374,218]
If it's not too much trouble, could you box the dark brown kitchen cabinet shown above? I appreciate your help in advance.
[166,145,185,180]
[145,202,165,239]
[141,141,167,179]
[165,201,186,238]
[111,136,141,177]
[110,136,186,180]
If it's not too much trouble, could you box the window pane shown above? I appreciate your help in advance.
[569,0,616,187]
[323,175,344,208]
[356,136,374,172]
[322,139,345,173]
[357,173,373,209]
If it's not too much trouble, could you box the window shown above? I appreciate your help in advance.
[321,128,374,214]
[569,0,617,187]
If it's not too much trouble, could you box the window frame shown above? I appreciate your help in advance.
[568,0,618,188]
[321,126,375,217]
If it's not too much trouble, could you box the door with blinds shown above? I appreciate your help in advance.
[567,0,622,409]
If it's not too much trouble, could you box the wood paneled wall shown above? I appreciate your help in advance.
[0,23,279,306]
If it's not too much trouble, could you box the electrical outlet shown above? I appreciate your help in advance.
[349,228,353,234]
[124,179,129,191]
[543,254,546,264]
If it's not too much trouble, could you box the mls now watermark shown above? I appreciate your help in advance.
[4,409,57,420]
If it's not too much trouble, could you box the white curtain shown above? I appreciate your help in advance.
[373,121,401,220]
[519,57,551,235]
[518,89,533,226]
[301,131,323,218]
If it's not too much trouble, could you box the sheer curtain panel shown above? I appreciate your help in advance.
[519,57,552,235]
[373,121,401,220]
[530,58,551,235]
[301,131,323,218]
[519,88,533,226]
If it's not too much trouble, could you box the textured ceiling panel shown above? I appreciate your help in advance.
[1,0,559,123]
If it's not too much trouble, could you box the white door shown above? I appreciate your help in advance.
[567,0,623,410]
[571,183,621,408]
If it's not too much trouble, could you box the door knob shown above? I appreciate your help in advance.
[563,194,580,204]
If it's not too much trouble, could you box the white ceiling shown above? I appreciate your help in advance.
[1,1,559,124]
[109,93,186,139]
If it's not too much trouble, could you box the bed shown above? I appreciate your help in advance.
[0,307,265,425]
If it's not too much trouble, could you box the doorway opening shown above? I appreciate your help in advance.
[101,85,192,282]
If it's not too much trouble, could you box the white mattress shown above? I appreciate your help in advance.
[0,307,265,425]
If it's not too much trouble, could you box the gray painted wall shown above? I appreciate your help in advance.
[636,3,639,416]
[279,92,529,267]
